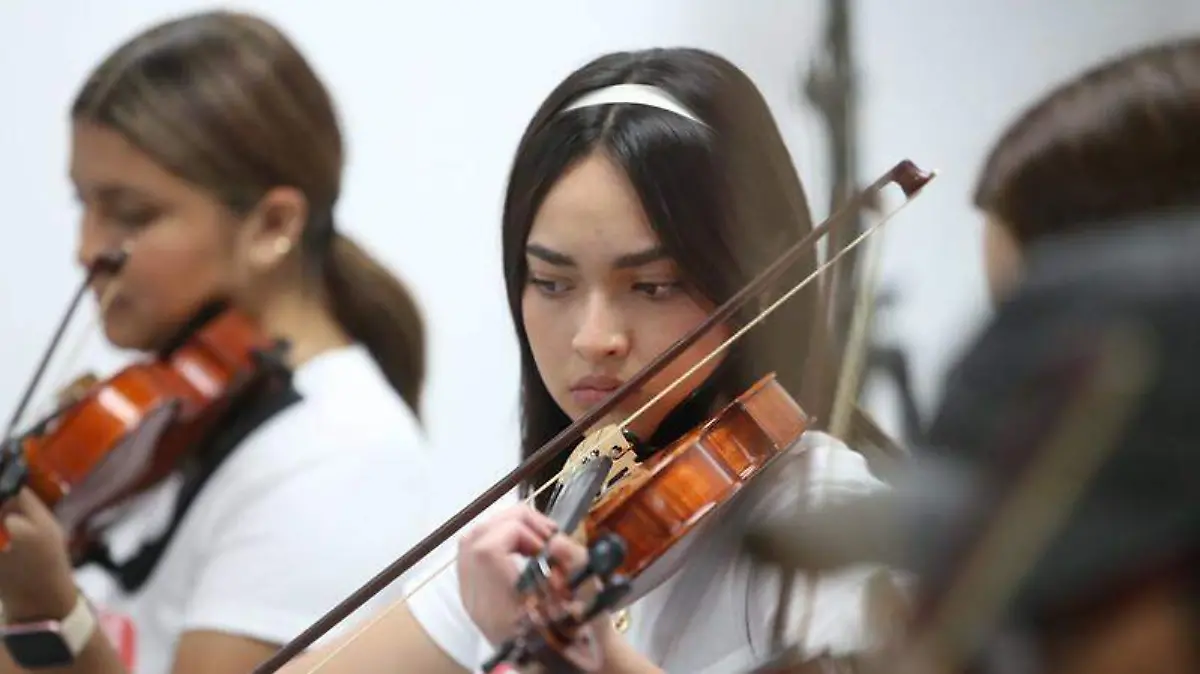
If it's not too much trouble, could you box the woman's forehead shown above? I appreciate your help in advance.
[527,154,662,262]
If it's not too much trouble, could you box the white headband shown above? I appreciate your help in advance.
[560,83,707,126]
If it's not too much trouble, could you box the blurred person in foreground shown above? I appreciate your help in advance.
[745,34,1200,674]
[749,200,1200,674]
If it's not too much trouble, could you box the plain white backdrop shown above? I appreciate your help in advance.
[1,1,1197,520]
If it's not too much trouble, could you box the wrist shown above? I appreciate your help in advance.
[0,592,99,670]
[595,620,659,674]
[1,577,79,623]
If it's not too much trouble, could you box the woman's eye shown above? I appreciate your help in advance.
[528,277,571,296]
[633,281,682,299]
[99,204,158,229]
[112,210,156,228]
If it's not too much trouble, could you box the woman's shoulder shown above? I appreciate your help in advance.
[235,344,426,470]
[193,343,431,527]
[728,432,895,660]
[776,430,889,502]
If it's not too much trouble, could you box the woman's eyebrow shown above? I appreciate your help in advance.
[525,243,667,269]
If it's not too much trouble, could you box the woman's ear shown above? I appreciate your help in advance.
[241,186,309,272]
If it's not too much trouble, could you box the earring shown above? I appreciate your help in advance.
[274,238,292,257]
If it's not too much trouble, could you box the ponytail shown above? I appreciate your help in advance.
[324,232,426,416]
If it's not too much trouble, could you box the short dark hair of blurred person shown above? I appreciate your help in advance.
[973,37,1200,303]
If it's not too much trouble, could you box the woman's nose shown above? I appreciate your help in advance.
[75,214,107,271]
[571,294,630,363]
[75,214,126,273]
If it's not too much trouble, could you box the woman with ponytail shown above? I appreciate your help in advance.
[0,10,432,674]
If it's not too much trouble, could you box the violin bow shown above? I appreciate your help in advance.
[803,0,907,478]
[764,8,903,651]
[763,229,892,660]
[253,159,936,674]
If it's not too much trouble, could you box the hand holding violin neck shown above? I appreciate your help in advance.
[520,457,617,595]
[489,534,632,674]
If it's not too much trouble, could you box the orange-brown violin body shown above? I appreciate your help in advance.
[585,373,809,580]
[1,309,281,549]
[496,374,810,673]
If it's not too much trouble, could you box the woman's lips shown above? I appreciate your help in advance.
[569,374,623,408]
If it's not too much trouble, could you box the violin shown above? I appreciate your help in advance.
[0,248,290,551]
[484,374,810,673]
[252,159,935,674]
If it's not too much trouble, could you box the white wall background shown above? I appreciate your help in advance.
[1,1,1197,521]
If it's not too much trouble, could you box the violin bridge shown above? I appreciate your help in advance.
[563,425,631,475]
[561,424,645,498]
[57,373,100,409]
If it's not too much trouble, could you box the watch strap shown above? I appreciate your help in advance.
[0,593,97,656]
[58,594,98,655]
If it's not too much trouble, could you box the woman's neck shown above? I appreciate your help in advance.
[254,287,352,369]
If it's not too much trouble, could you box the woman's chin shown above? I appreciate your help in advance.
[100,321,156,354]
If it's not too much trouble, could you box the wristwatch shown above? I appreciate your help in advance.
[0,593,98,668]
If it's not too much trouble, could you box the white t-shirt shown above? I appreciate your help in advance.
[406,431,889,673]
[73,344,433,674]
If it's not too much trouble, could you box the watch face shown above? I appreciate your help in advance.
[4,629,74,668]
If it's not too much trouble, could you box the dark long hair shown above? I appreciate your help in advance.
[70,10,426,413]
[974,37,1200,245]
[501,48,823,503]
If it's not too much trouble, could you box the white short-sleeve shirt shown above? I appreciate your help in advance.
[406,431,889,673]
[73,344,433,674]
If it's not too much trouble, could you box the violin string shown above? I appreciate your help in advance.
[304,182,926,673]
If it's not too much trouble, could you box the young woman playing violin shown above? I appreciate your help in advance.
[277,47,894,674]
[0,10,433,674]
